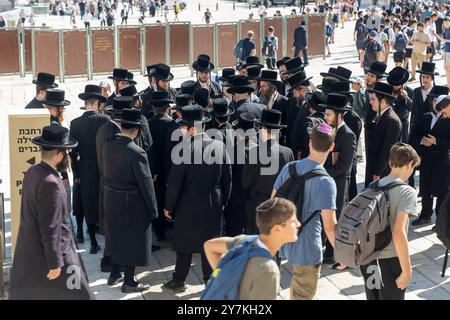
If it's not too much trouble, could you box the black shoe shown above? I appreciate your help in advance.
[76,231,84,244]
[151,245,161,252]
[107,275,124,286]
[90,244,101,254]
[411,218,432,226]
[101,256,112,273]
[121,282,150,293]
[162,279,186,292]
[432,225,436,232]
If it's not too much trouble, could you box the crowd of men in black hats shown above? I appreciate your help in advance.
[9,35,450,298]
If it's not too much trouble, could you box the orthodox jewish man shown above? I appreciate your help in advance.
[228,76,267,121]
[139,64,157,119]
[192,54,222,98]
[163,105,232,292]
[70,85,109,252]
[365,82,402,187]
[411,93,450,227]
[9,126,94,300]
[106,68,136,106]
[103,108,158,293]
[208,98,235,133]
[411,62,438,131]
[25,72,58,109]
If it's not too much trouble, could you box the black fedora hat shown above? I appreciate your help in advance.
[176,104,212,125]
[255,109,286,129]
[367,82,396,100]
[143,64,157,77]
[365,61,388,78]
[179,80,197,96]
[227,76,255,94]
[120,108,142,127]
[119,85,139,101]
[257,69,280,83]
[127,71,137,85]
[235,62,245,71]
[78,84,107,103]
[208,98,235,117]
[287,70,312,90]
[428,85,449,98]
[317,77,339,93]
[192,54,215,72]
[32,72,58,88]
[305,91,327,110]
[232,112,256,130]
[32,125,78,149]
[219,68,236,84]
[246,65,262,80]
[387,67,409,86]
[150,63,174,81]
[173,93,192,110]
[194,87,210,108]
[243,56,264,69]
[328,81,351,95]
[417,61,439,76]
[42,89,71,107]
[276,56,291,69]
[321,66,352,82]
[318,93,352,112]
[282,56,307,75]
[104,96,134,115]
[108,68,129,81]
[150,90,175,107]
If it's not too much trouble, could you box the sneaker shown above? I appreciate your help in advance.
[162,279,187,292]
[411,217,432,226]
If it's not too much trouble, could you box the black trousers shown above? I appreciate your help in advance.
[265,57,276,70]
[360,258,405,300]
[294,47,308,64]
[419,195,444,220]
[173,251,212,283]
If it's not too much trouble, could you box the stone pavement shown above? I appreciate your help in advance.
[1,15,450,300]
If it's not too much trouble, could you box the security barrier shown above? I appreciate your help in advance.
[0,14,326,81]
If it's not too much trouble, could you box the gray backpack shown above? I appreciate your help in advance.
[334,180,406,267]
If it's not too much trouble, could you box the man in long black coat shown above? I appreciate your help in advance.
[241,109,294,234]
[228,76,267,121]
[70,85,109,254]
[365,82,402,187]
[9,126,94,300]
[25,72,58,109]
[163,105,232,292]
[96,96,134,272]
[103,109,158,293]
[411,95,450,226]
[192,54,222,99]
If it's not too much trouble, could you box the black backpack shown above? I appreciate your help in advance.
[276,163,329,234]
[262,35,276,57]
[436,188,450,277]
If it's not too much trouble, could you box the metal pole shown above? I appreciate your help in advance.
[189,24,194,76]
[213,23,218,73]
[31,29,36,79]
[282,16,287,57]
[18,28,25,77]
[140,25,146,75]
[233,1,235,10]
[0,192,5,298]
[86,27,93,80]
[59,30,64,83]
[114,25,120,68]
[260,18,265,61]
[198,3,201,11]
[165,23,170,66]
[216,2,218,11]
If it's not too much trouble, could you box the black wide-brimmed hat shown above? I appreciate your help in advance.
[208,98,235,117]
[176,104,212,125]
[232,112,256,130]
[276,56,291,69]
[144,64,157,77]
[282,56,308,75]
[104,96,134,115]
[192,54,215,72]
[178,80,197,97]
[417,61,439,76]
[428,85,449,98]
[32,72,58,88]
[246,65,262,80]
[255,109,286,129]
[32,125,78,149]
[219,68,236,85]
[119,85,139,101]
[257,69,280,84]
[317,77,339,93]
[150,90,175,107]
[120,108,142,127]
[243,56,264,69]
[42,89,71,107]
[365,61,388,78]
[367,82,396,100]
[173,93,192,110]
[78,84,107,102]
[328,81,351,95]
[108,68,130,81]
[318,93,352,112]
[235,62,245,71]
[287,70,312,90]
[305,91,327,110]
[194,87,210,108]
[320,66,352,82]
[227,76,255,94]
[387,67,409,86]
[150,63,174,81]
[127,72,137,85]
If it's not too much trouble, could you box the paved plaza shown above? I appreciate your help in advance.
[1,3,450,300]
